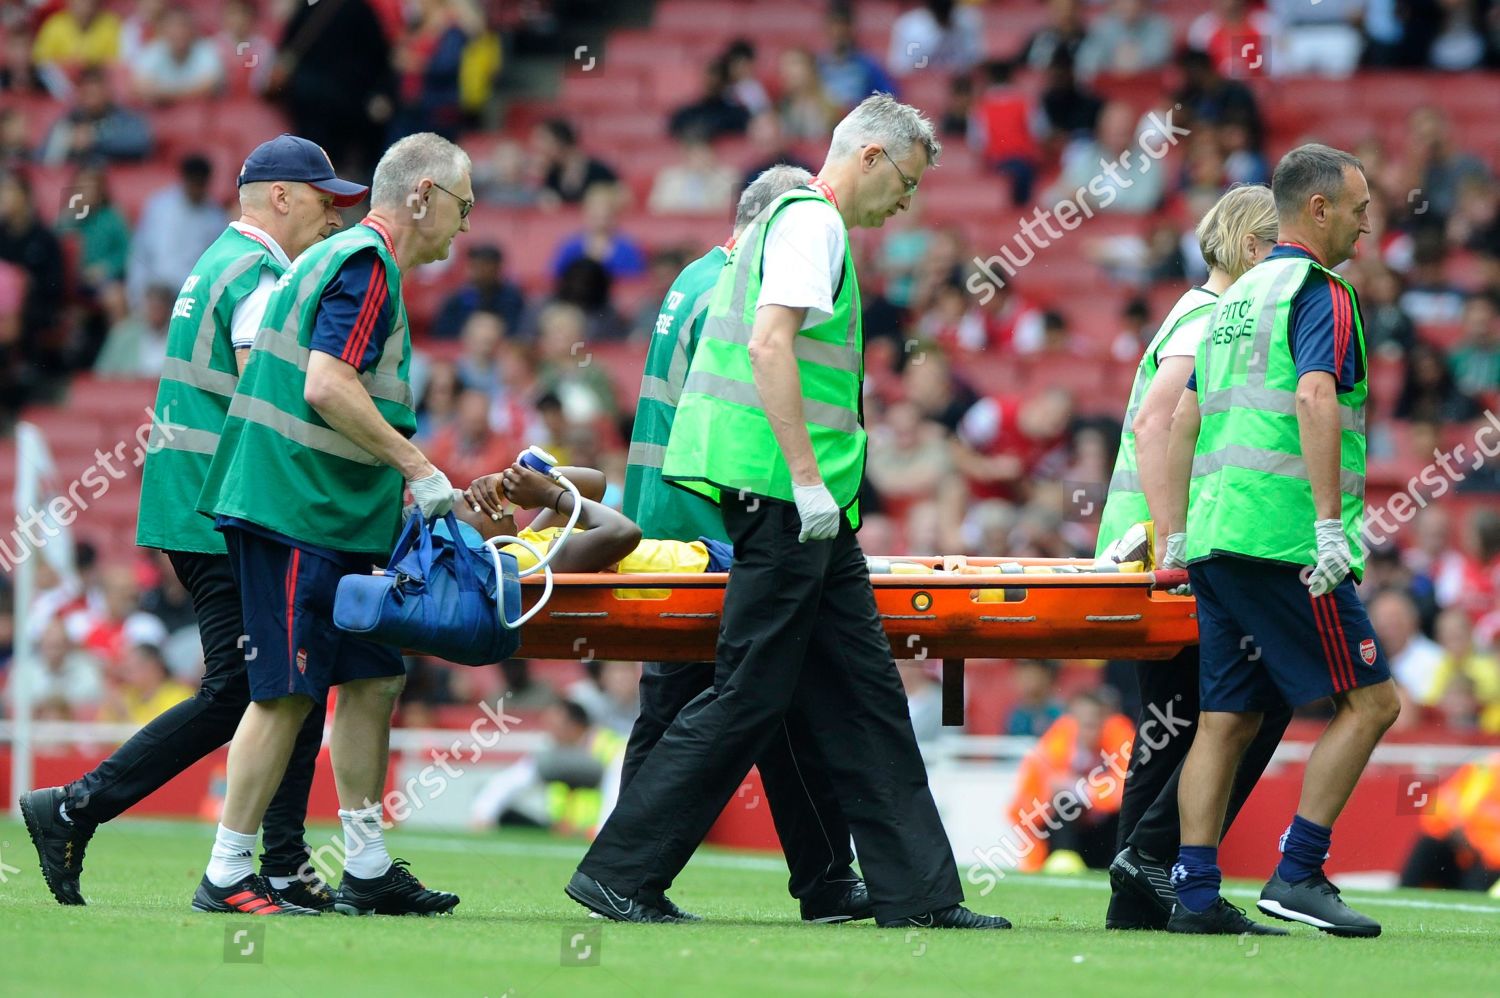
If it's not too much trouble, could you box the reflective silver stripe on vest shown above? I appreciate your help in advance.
[1123,300,1215,427]
[664,284,715,395]
[1108,467,1142,494]
[147,421,219,456]
[228,393,383,466]
[1200,258,1366,435]
[700,314,862,372]
[628,440,668,469]
[159,245,265,398]
[268,226,409,394]
[1191,443,1363,496]
[192,248,265,366]
[160,356,238,397]
[1200,384,1363,432]
[681,369,861,434]
[706,189,861,363]
[256,330,414,408]
[640,374,678,408]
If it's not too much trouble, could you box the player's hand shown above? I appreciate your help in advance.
[407,467,455,519]
[499,461,556,511]
[1160,532,1191,595]
[1306,518,1351,597]
[792,482,840,543]
[466,473,506,520]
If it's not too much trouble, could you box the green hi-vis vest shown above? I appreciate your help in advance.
[1186,255,1369,578]
[544,728,625,831]
[137,227,285,554]
[197,224,415,558]
[623,244,731,544]
[661,187,865,528]
[1094,289,1217,557]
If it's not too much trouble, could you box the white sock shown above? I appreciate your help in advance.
[266,876,295,890]
[339,804,392,879]
[206,825,258,888]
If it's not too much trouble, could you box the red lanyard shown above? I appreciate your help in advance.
[809,177,839,211]
[1278,240,1323,265]
[362,217,397,264]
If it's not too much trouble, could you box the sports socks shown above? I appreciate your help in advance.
[1277,814,1333,884]
[206,824,258,888]
[1170,845,1221,913]
[340,804,392,879]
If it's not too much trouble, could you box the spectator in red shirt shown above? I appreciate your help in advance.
[972,59,1040,205]
[954,388,1073,501]
[426,385,517,491]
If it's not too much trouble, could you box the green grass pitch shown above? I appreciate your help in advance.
[3,818,1499,997]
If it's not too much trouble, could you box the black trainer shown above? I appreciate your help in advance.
[565,870,681,923]
[1166,897,1289,935]
[877,904,1012,930]
[643,890,702,921]
[19,787,94,906]
[1108,847,1177,922]
[1105,887,1168,931]
[1257,870,1381,938]
[270,876,336,913]
[801,879,875,923]
[333,859,459,916]
[192,873,321,915]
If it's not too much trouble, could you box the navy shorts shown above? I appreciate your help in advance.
[223,525,405,704]
[1188,556,1392,712]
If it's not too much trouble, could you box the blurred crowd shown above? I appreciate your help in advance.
[1,1,1498,743]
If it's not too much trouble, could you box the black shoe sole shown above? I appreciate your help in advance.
[1256,899,1381,938]
[1106,919,1167,931]
[332,898,457,917]
[19,791,84,907]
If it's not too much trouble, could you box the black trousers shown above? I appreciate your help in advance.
[1050,810,1120,870]
[581,497,963,922]
[621,661,858,903]
[1115,645,1293,860]
[65,550,325,877]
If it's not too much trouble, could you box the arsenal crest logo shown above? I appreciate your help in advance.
[1359,638,1376,666]
[296,648,309,674]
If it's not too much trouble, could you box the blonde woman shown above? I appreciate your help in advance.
[1095,184,1294,931]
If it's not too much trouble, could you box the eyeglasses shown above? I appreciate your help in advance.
[880,147,919,196]
[430,181,473,219]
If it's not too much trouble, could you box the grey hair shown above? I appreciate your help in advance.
[735,164,814,230]
[827,93,941,167]
[1272,143,1364,220]
[370,132,472,210]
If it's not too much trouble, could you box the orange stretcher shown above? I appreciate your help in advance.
[515,557,1197,725]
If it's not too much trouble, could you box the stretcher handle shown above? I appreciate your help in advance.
[514,569,1193,589]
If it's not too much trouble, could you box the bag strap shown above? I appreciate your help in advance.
[387,512,425,569]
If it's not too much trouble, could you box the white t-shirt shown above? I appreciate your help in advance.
[755,199,847,329]
[227,221,291,351]
[1153,286,1219,361]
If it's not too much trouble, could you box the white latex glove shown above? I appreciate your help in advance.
[1161,532,1191,596]
[1161,532,1187,569]
[407,467,455,519]
[1306,518,1351,597]
[792,481,840,543]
